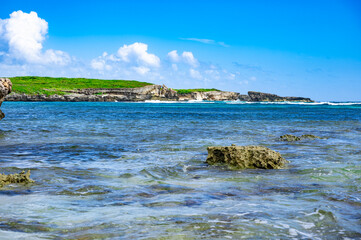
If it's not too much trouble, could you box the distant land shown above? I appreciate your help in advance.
[3,76,313,102]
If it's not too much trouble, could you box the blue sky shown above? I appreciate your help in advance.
[1,0,360,101]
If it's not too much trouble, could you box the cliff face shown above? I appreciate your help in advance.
[247,91,313,102]
[4,81,313,102]
[0,78,12,120]
[5,84,178,102]
[178,91,240,101]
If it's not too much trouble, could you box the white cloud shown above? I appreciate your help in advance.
[171,63,178,71]
[190,68,202,79]
[116,42,160,67]
[167,50,179,62]
[0,10,70,65]
[168,50,199,67]
[133,66,150,75]
[181,38,229,47]
[182,51,199,67]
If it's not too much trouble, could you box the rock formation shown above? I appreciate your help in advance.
[6,84,178,102]
[4,79,314,102]
[0,170,34,187]
[178,91,240,101]
[206,145,288,169]
[280,134,322,141]
[0,78,12,120]
[247,91,313,102]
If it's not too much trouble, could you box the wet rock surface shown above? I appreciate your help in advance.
[280,134,322,141]
[0,170,34,187]
[206,145,288,169]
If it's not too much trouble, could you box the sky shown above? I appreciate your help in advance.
[0,0,360,101]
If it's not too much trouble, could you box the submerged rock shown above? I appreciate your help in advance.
[300,134,322,140]
[0,170,34,187]
[280,134,322,141]
[280,134,301,141]
[206,145,287,169]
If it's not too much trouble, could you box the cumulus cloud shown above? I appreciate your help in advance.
[167,50,199,67]
[189,68,202,79]
[182,51,199,68]
[167,50,179,62]
[90,42,160,77]
[0,10,70,65]
[116,42,160,67]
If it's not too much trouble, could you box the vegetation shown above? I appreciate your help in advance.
[9,76,153,96]
[175,88,220,94]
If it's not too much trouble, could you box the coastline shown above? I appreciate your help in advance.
[4,84,314,103]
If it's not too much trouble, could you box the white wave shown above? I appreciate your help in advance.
[225,101,361,106]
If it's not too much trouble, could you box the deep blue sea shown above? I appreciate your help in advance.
[0,101,360,239]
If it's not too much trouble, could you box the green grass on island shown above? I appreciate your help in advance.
[7,76,222,96]
[9,76,153,96]
[175,88,220,94]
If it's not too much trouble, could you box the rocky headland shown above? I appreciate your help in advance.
[5,86,314,102]
[0,78,12,120]
[3,77,313,102]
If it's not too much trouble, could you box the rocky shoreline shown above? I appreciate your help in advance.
[3,78,313,102]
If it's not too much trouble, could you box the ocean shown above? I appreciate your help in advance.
[0,101,360,239]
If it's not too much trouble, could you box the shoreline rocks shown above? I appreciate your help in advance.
[247,91,313,102]
[206,145,288,169]
[0,170,34,187]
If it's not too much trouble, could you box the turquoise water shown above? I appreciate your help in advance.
[0,101,360,239]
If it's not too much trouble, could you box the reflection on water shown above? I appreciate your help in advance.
[0,102,360,239]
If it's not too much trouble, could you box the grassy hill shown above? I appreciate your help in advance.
[7,76,222,96]
[9,76,153,96]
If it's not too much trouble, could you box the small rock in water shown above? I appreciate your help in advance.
[206,145,288,169]
[280,134,322,141]
[280,134,301,141]
[0,170,34,187]
[300,134,322,140]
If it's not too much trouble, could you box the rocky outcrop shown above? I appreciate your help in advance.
[247,91,313,102]
[6,84,179,102]
[206,145,288,169]
[0,170,34,187]
[0,78,12,120]
[4,79,313,102]
[178,91,240,101]
[280,134,322,141]
[0,78,12,107]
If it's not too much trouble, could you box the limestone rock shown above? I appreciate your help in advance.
[206,145,287,169]
[0,78,12,107]
[248,91,313,102]
[177,91,240,101]
[0,170,34,187]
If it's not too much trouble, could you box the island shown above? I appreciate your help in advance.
[3,76,314,103]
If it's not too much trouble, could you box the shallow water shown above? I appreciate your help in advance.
[0,102,360,239]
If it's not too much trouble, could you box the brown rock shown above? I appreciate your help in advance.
[206,145,288,169]
[0,170,34,187]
